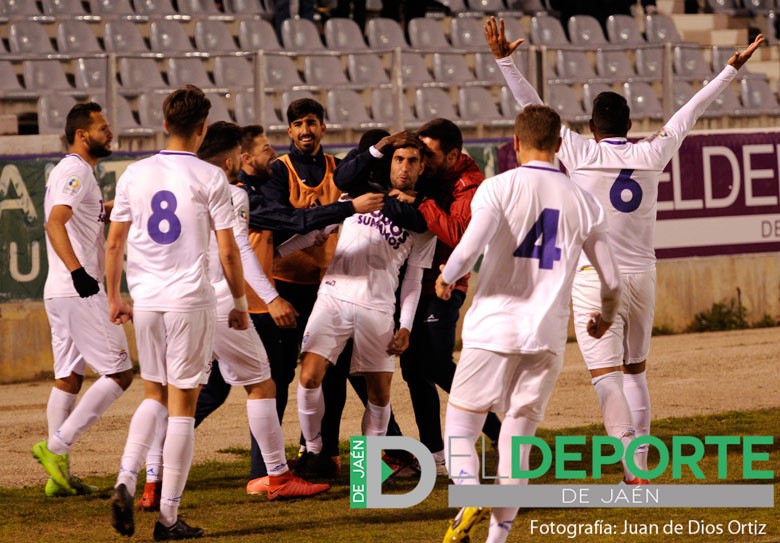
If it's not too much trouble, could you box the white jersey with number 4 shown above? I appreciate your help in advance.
[111,150,235,312]
[319,208,436,314]
[454,161,609,355]
[44,154,107,299]
[497,58,740,272]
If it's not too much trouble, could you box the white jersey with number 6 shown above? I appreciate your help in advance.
[450,161,612,355]
[111,150,235,312]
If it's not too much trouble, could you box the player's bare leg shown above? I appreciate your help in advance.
[622,360,650,473]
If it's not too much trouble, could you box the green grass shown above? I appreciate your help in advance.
[1,409,778,543]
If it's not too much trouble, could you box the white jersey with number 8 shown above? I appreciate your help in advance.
[111,150,235,312]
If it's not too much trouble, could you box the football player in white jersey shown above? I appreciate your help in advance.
[295,139,436,472]
[436,105,621,543]
[34,102,133,497]
[486,16,765,480]
[106,86,249,541]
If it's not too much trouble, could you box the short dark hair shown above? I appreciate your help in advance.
[240,124,265,153]
[416,118,463,154]
[514,105,561,152]
[358,129,390,153]
[286,98,324,125]
[197,121,242,163]
[591,92,630,136]
[65,102,102,145]
[163,85,211,138]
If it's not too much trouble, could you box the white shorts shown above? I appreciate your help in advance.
[134,308,216,389]
[449,348,563,421]
[212,320,270,386]
[45,294,132,379]
[572,268,655,370]
[302,294,396,374]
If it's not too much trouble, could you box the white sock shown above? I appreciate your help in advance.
[117,399,167,496]
[487,415,537,543]
[159,417,195,528]
[297,384,324,454]
[49,376,124,455]
[46,387,77,442]
[145,407,169,484]
[444,404,486,486]
[592,372,637,480]
[361,402,391,436]
[623,371,651,472]
[247,398,288,476]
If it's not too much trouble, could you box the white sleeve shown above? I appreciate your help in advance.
[398,264,424,331]
[581,230,621,323]
[441,205,500,285]
[235,226,278,304]
[209,171,236,231]
[496,56,543,108]
[662,65,738,149]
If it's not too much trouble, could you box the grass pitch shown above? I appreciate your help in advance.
[1,408,777,543]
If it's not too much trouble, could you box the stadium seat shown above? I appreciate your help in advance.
[596,50,637,80]
[2,0,51,20]
[42,0,96,20]
[134,0,181,18]
[432,53,475,85]
[582,82,612,110]
[711,46,763,78]
[674,45,713,80]
[167,58,223,92]
[194,20,239,53]
[263,55,305,88]
[38,95,78,135]
[644,14,683,44]
[23,60,84,96]
[324,18,368,51]
[547,83,589,122]
[281,18,325,51]
[225,0,274,20]
[213,56,253,89]
[458,86,511,125]
[150,20,196,54]
[606,14,645,46]
[89,0,139,19]
[503,0,547,14]
[179,0,233,20]
[104,20,151,54]
[567,15,608,47]
[347,53,390,86]
[439,0,470,14]
[466,0,505,14]
[281,90,318,116]
[740,77,780,114]
[304,56,351,87]
[555,50,599,82]
[238,19,282,51]
[450,17,487,51]
[366,17,409,50]
[326,89,379,129]
[415,87,459,122]
[0,60,39,99]
[706,82,746,116]
[90,92,156,137]
[400,52,434,85]
[9,21,60,57]
[635,47,664,80]
[474,51,518,85]
[706,0,750,15]
[206,92,234,122]
[497,15,526,43]
[744,0,774,14]
[371,87,419,128]
[75,57,109,94]
[407,18,450,50]
[623,81,663,119]
[530,13,569,47]
[56,20,103,55]
[138,91,166,130]
[118,58,168,95]
[672,80,722,119]
[234,91,286,130]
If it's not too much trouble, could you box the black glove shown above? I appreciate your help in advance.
[71,267,100,298]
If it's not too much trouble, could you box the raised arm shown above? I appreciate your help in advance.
[485,16,543,109]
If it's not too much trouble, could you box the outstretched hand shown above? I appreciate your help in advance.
[728,34,765,71]
[484,16,524,60]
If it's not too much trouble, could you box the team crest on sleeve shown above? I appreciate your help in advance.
[240,208,248,222]
[654,129,672,140]
[64,176,81,195]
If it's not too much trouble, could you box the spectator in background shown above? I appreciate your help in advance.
[334,0,368,31]
[274,0,316,42]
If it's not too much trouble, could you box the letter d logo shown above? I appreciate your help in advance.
[350,436,436,508]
